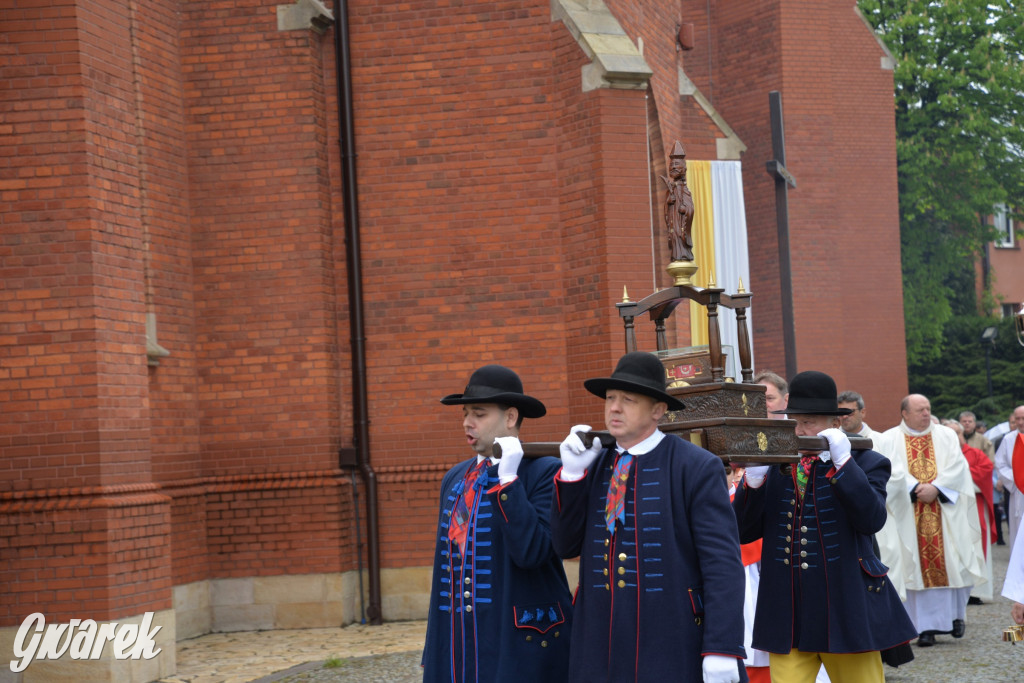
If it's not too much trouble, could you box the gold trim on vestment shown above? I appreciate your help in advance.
[905,434,949,588]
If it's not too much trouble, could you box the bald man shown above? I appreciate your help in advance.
[877,394,985,647]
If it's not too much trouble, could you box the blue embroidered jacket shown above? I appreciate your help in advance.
[422,455,571,683]
[733,448,918,654]
[551,434,747,682]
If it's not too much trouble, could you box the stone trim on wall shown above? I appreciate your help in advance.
[676,68,746,161]
[552,0,653,92]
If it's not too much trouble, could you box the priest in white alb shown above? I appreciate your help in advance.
[877,394,985,647]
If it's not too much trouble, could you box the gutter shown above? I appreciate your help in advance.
[331,0,382,625]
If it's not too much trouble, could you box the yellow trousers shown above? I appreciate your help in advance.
[769,649,883,683]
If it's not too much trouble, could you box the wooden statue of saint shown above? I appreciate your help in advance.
[662,141,695,262]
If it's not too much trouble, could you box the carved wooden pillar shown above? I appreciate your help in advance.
[623,314,636,352]
[735,305,752,382]
[706,290,724,382]
[654,317,667,351]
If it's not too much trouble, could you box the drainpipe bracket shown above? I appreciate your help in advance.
[339,447,359,469]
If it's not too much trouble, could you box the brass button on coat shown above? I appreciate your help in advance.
[618,553,627,561]
[500,493,508,501]
[800,551,807,558]
[618,580,626,588]
[617,567,626,575]
[800,526,808,533]
[466,605,473,613]
[800,563,808,570]
[464,591,471,599]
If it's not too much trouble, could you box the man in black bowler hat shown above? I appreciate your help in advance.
[550,351,747,683]
[422,365,572,683]
[734,370,917,682]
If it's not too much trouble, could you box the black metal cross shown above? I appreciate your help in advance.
[765,90,798,380]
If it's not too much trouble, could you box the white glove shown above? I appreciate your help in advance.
[819,428,852,468]
[495,436,524,483]
[743,465,771,488]
[702,654,739,683]
[558,424,603,481]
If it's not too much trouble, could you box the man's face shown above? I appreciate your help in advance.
[945,420,967,445]
[604,389,665,450]
[794,414,840,441]
[838,401,864,434]
[902,395,932,432]
[760,383,788,417]
[462,404,515,456]
[1014,407,1024,433]
[959,414,977,436]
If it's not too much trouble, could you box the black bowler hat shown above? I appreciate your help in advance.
[440,365,546,418]
[774,370,852,416]
[583,351,686,411]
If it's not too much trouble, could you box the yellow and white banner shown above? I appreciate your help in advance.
[686,160,752,372]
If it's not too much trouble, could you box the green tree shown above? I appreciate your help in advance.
[908,314,1024,428]
[858,0,1024,365]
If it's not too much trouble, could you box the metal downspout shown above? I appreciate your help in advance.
[332,0,382,625]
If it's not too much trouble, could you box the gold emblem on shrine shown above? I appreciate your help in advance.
[741,394,749,416]
[757,432,768,452]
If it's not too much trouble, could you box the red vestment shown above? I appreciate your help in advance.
[962,443,996,553]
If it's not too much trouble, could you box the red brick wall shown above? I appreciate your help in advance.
[2,0,909,629]
[698,0,907,426]
[1,0,175,624]
[818,3,907,427]
[704,0,787,371]
[0,493,171,622]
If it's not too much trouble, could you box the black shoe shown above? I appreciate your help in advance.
[917,632,936,647]
[968,596,983,605]
[951,619,966,638]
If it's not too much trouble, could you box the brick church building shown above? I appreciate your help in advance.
[1,0,908,679]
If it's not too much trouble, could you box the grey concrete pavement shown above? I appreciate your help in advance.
[161,543,1022,683]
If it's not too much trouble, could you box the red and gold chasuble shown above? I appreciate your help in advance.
[905,434,948,587]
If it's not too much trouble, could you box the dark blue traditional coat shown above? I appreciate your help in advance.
[422,455,572,683]
[732,448,918,654]
[550,433,747,683]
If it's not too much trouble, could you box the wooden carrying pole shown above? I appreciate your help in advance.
[494,431,872,461]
